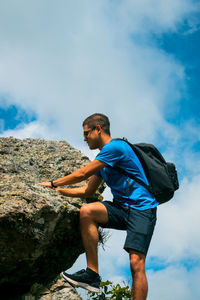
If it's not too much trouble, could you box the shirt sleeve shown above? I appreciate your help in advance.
[95,141,125,167]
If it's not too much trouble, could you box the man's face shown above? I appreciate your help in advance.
[83,125,100,150]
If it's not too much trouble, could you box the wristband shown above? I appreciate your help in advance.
[50,180,57,188]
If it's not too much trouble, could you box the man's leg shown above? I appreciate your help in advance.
[129,250,147,300]
[61,202,108,292]
[79,202,108,273]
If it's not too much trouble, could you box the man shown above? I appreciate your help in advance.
[39,113,158,300]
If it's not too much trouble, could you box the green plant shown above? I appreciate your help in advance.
[87,280,131,299]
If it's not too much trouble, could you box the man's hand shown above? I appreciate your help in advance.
[51,175,102,197]
[38,181,52,188]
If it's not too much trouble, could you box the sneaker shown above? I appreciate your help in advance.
[61,267,101,293]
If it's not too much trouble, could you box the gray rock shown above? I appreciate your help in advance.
[37,280,83,300]
[0,137,104,298]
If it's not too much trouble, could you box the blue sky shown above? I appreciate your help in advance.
[0,105,36,131]
[0,1,200,299]
[161,29,200,122]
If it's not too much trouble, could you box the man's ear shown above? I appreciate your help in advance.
[96,124,102,134]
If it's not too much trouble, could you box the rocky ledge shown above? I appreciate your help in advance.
[0,137,104,299]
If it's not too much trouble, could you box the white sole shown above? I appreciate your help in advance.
[61,272,101,293]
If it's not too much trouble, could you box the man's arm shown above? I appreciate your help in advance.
[38,159,107,188]
[55,175,103,198]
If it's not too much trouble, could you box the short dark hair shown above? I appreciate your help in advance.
[82,113,111,135]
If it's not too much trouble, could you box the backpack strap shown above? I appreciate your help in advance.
[113,165,152,192]
[112,138,153,193]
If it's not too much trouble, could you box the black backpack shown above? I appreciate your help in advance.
[113,138,179,204]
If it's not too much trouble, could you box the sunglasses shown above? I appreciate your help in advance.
[83,126,96,138]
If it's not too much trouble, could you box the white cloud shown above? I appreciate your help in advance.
[108,0,197,34]
[150,174,200,261]
[148,265,200,300]
[0,121,57,140]
[0,0,198,145]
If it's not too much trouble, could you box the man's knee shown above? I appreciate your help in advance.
[80,202,101,219]
[129,250,146,274]
[80,202,108,224]
[80,203,93,219]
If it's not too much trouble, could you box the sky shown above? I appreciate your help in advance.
[0,0,200,299]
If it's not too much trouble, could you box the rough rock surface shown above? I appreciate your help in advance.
[38,280,82,300]
[0,137,104,299]
[37,280,83,300]
[22,279,83,300]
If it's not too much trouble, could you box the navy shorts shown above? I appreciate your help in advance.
[99,200,157,256]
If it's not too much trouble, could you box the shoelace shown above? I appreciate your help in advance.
[74,269,85,275]
[73,268,101,281]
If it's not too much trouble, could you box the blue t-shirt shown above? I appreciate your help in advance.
[96,139,158,210]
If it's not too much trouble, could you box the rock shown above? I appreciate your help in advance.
[0,137,104,299]
[21,279,83,300]
[36,279,83,300]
